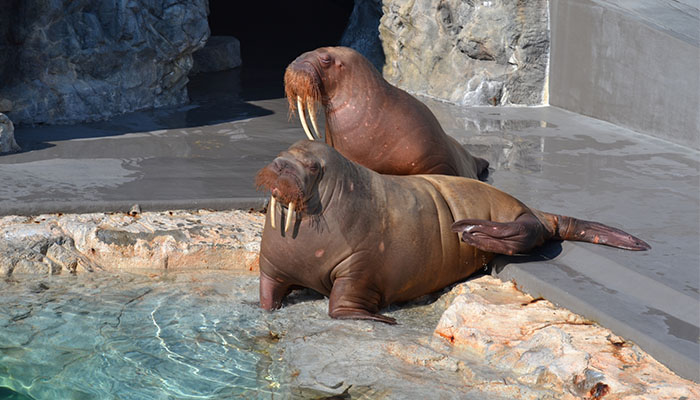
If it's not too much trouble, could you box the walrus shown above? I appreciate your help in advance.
[255,140,650,324]
[284,46,489,178]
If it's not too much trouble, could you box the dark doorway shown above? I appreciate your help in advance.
[208,1,354,100]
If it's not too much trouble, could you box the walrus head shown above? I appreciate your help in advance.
[283,46,381,142]
[255,140,331,232]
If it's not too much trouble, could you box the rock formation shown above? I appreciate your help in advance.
[0,210,262,276]
[340,0,385,72]
[0,0,210,125]
[378,0,550,106]
[434,278,699,398]
[190,36,242,75]
[0,113,20,153]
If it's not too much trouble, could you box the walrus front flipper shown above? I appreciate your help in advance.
[328,278,397,324]
[451,214,546,255]
[542,213,651,251]
[259,271,292,311]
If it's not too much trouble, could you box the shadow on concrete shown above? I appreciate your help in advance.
[14,68,275,153]
[491,241,565,273]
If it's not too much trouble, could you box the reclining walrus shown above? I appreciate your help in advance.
[284,46,489,179]
[255,140,650,324]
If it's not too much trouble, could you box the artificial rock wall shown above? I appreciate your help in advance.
[0,0,552,126]
[377,0,550,106]
[0,0,210,125]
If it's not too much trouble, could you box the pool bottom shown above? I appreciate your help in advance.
[0,272,288,400]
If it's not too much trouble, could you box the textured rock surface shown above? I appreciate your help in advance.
[340,0,385,71]
[435,277,700,399]
[0,0,210,125]
[0,210,698,397]
[191,36,242,75]
[0,113,20,153]
[379,0,550,105]
[0,209,262,276]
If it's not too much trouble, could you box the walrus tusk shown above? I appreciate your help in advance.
[285,202,295,233]
[307,99,322,141]
[297,96,316,141]
[269,196,277,229]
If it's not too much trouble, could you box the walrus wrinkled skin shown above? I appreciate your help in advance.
[256,141,650,324]
[284,46,489,179]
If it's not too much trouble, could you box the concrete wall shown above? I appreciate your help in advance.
[549,0,700,149]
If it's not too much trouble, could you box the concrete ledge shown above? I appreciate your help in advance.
[0,197,268,217]
[549,0,700,149]
[493,241,700,382]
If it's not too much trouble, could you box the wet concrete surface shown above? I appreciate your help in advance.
[1,69,698,381]
[0,69,294,215]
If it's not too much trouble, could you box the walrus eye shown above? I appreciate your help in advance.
[308,163,320,173]
[319,54,331,66]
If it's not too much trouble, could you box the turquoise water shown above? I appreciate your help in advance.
[0,387,32,400]
[0,273,287,399]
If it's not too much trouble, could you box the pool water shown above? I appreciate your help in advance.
[0,387,32,400]
[0,273,288,399]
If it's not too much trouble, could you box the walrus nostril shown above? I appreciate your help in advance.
[273,158,292,172]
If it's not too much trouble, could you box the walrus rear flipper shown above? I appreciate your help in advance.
[260,271,293,311]
[541,213,651,251]
[451,214,546,255]
[452,213,651,254]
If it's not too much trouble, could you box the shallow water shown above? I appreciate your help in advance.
[0,273,288,399]
[0,271,492,400]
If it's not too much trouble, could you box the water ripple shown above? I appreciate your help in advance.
[0,273,287,399]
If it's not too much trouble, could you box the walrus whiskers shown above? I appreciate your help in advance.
[269,196,277,228]
[297,96,316,141]
[308,99,322,140]
[285,202,295,233]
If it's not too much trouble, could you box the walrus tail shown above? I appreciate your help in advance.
[538,212,651,251]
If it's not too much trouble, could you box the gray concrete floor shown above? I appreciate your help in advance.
[2,69,698,381]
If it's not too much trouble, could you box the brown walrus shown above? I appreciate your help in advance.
[255,140,650,324]
[284,46,489,178]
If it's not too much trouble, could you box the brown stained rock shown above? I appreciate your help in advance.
[434,276,700,399]
[58,210,263,273]
[0,210,264,276]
